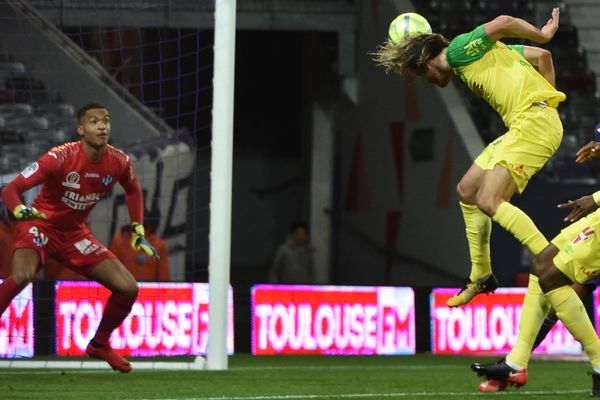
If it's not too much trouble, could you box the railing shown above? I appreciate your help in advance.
[327,209,464,284]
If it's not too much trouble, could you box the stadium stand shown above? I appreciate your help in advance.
[412,0,600,183]
[0,50,74,174]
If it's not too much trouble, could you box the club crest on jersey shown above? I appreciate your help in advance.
[102,175,113,186]
[74,238,99,255]
[28,226,48,247]
[572,227,594,244]
[20,162,39,179]
[464,38,485,56]
[62,171,81,189]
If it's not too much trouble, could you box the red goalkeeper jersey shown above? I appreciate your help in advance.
[2,141,143,229]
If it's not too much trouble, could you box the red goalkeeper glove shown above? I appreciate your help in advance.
[130,222,160,259]
[13,204,47,221]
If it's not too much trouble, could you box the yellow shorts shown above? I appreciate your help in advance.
[551,209,600,284]
[474,104,563,193]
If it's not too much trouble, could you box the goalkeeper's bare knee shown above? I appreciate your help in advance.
[11,249,40,286]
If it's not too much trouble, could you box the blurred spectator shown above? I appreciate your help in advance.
[109,222,170,281]
[269,221,315,284]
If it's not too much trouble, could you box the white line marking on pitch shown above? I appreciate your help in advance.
[0,370,114,375]
[0,363,585,374]
[129,389,589,400]
[228,365,467,371]
[0,364,468,373]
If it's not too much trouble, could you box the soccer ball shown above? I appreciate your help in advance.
[388,12,432,44]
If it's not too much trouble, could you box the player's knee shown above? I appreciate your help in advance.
[531,256,548,279]
[456,180,475,203]
[111,279,138,299]
[11,268,36,287]
[474,194,496,217]
[532,245,558,278]
[11,250,39,286]
[537,263,570,293]
[538,273,554,293]
[123,281,139,299]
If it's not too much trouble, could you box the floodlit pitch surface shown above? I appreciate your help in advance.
[0,354,592,399]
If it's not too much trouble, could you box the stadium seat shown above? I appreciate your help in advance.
[551,24,579,47]
[6,76,49,105]
[482,1,520,20]
[5,115,49,131]
[26,127,67,146]
[562,70,597,93]
[0,89,15,104]
[36,103,75,117]
[0,128,22,145]
[0,103,33,117]
[0,62,25,73]
[0,142,26,174]
[0,51,13,63]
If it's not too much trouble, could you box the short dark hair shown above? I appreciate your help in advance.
[290,221,309,233]
[77,103,107,121]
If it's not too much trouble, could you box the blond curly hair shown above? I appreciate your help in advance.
[373,33,450,76]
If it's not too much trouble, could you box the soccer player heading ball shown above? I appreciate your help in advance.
[374,8,563,306]
[0,103,159,373]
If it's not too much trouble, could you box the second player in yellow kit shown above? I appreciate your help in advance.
[552,207,600,284]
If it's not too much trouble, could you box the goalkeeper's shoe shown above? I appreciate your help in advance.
[86,340,132,373]
[446,273,498,307]
[471,359,527,391]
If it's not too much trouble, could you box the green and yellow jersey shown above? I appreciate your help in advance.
[446,25,566,127]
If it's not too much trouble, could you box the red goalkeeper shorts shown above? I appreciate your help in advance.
[13,220,117,275]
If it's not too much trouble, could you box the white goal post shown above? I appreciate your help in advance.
[206,0,236,371]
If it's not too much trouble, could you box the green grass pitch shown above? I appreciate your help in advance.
[0,354,594,399]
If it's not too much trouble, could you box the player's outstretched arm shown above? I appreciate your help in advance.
[522,46,556,87]
[484,7,559,43]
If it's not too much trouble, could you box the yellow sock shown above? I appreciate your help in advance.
[545,286,600,369]
[492,202,549,255]
[506,275,548,369]
[460,202,492,282]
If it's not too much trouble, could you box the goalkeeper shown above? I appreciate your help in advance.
[0,103,158,373]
